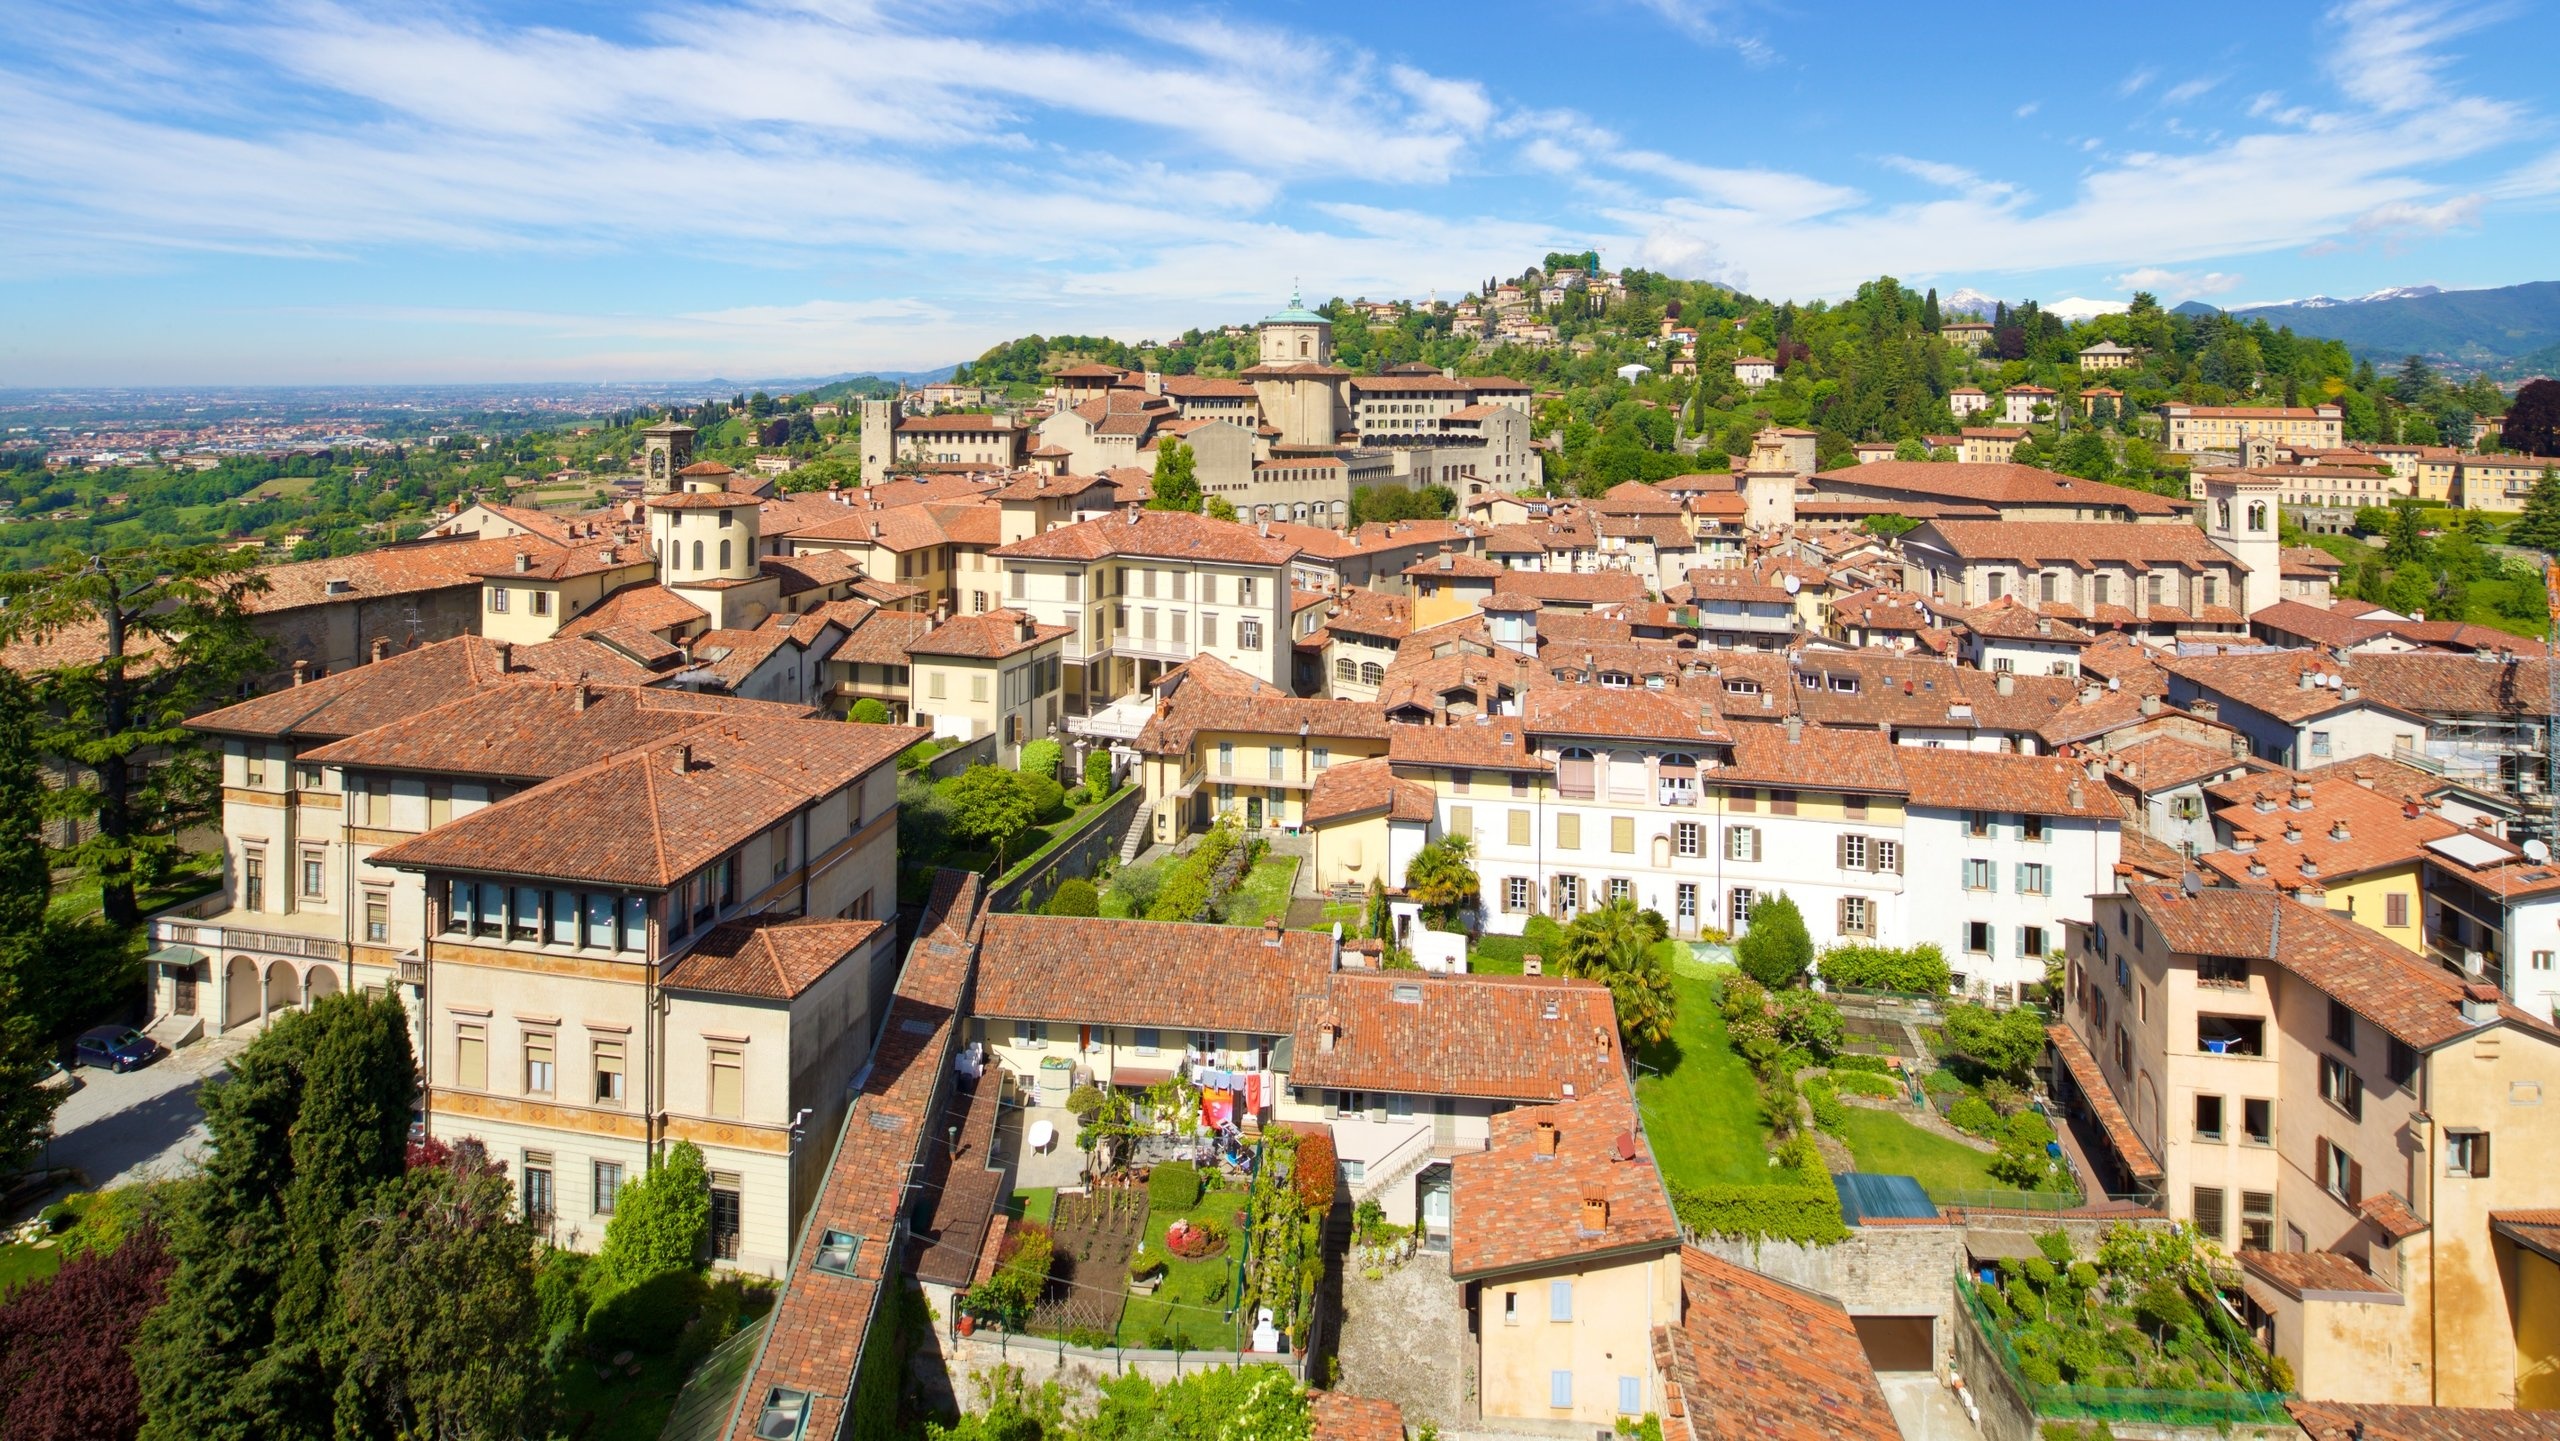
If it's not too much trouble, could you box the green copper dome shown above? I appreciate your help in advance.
[1261,287,1328,326]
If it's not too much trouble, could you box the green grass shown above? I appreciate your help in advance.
[1009,1187,1056,1224]
[1467,934,1530,974]
[1832,1107,2001,1199]
[0,1238,65,1299]
[1632,972,1777,1189]
[1099,856,1165,918]
[1118,1185,1248,1352]
[550,1349,689,1441]
[47,853,222,926]
[1221,856,1298,927]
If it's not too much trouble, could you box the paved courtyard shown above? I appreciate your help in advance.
[14,1029,249,1218]
[1333,1251,1466,1430]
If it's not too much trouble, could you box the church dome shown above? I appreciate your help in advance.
[1261,288,1329,326]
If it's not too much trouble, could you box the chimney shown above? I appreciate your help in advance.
[1534,1120,1560,1158]
[677,742,693,772]
[2300,670,2316,691]
[573,673,591,712]
[2067,780,2085,810]
[1523,954,1543,977]
[2140,693,2161,716]
[1581,1193,1609,1233]
[1319,1022,1338,1053]
[1016,613,1034,643]
[493,641,513,672]
[2330,820,2350,841]
[513,551,532,573]
[2462,983,2502,1025]
[2291,781,2315,811]
[291,658,310,686]
[1995,671,2015,696]
[1264,916,1284,948]
[2300,857,2319,879]
[1784,714,1803,744]
[369,637,391,663]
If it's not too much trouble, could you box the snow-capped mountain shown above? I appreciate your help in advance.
[1941,288,2003,319]
[2236,285,2444,312]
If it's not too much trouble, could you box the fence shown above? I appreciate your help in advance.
[1954,1278,2291,1431]
[988,785,1142,915]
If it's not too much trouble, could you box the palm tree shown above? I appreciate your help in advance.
[1552,898,1677,1047]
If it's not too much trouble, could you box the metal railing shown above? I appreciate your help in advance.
[1956,1280,2290,1427]
[153,918,347,962]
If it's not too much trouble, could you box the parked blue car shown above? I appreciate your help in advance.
[73,1025,163,1073]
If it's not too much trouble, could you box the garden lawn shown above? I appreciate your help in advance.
[550,1349,688,1441]
[48,851,222,926]
[1221,857,1298,928]
[1833,1108,2000,1200]
[1632,972,1775,1189]
[1009,1187,1056,1224]
[0,1237,63,1299]
[1119,1184,1248,1352]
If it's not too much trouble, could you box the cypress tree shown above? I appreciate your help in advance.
[0,669,61,1171]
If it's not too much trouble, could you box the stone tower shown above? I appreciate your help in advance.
[858,395,899,486]
[638,420,696,496]
[2201,470,2282,618]
[1258,287,1333,367]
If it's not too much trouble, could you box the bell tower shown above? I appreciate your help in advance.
[638,420,695,497]
[2201,471,2281,618]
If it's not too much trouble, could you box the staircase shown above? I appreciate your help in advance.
[1118,802,1154,864]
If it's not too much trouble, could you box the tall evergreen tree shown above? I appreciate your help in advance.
[1920,287,1941,333]
[1146,439,1202,513]
[2509,468,2560,554]
[0,668,62,1172]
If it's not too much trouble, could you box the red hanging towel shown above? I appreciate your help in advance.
[1244,1071,1262,1115]
[1205,1088,1235,1129]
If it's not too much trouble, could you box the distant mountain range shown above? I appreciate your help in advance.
[2206,281,2560,378]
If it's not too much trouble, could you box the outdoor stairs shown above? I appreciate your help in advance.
[1358,1134,1443,1209]
[1117,801,1153,864]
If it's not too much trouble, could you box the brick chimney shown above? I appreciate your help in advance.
[573,673,591,712]
[1523,953,1543,977]
[1580,1192,1609,1233]
[1534,1120,1560,1158]
[1264,916,1284,948]
[493,641,513,672]
[291,658,310,686]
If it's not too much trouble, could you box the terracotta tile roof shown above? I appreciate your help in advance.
[1683,568,1794,605]
[971,915,1334,1035]
[188,635,653,741]
[1302,757,1436,826]
[1402,551,1508,579]
[2252,599,2394,648]
[2240,1248,2398,1299]
[2287,1400,2560,1441]
[1895,746,2117,819]
[466,538,648,583]
[791,500,991,552]
[896,412,1012,433]
[1956,595,2096,642]
[1385,716,1551,772]
[645,488,765,511]
[1831,588,1936,632]
[826,607,935,666]
[761,548,867,595]
[907,608,1072,660]
[722,874,984,1441]
[2347,653,2554,717]
[1522,685,1732,746]
[1590,480,1688,515]
[243,534,559,614]
[1449,1084,1678,1281]
[2104,735,2247,793]
[2115,830,2189,881]
[370,718,924,888]
[1294,971,1621,1101]
[1653,1247,1901,1441]
[1812,460,2188,515]
[2047,1023,2164,1183]
[1308,1391,1406,1441]
[1309,588,1413,642]
[660,916,885,999]
[1492,569,1648,605]
[2125,881,2547,1050]
[1136,687,1389,756]
[992,510,1299,566]
[556,581,710,641]
[2359,1191,2428,1241]
[1919,519,2238,568]
[2201,775,2460,889]
[1719,722,1907,793]
[299,682,811,780]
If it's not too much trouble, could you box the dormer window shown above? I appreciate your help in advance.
[813,1229,859,1275]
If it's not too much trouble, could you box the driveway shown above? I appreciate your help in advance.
[20,1030,249,1215]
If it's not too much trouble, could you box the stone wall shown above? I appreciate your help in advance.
[989,786,1144,916]
[944,1328,1306,1394]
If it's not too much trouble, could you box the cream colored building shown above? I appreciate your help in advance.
[1130,678,1391,843]
[2078,339,2137,371]
[2058,882,2560,1408]
[2162,403,2346,454]
[907,608,1072,765]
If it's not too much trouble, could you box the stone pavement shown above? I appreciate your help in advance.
[16,1026,251,1218]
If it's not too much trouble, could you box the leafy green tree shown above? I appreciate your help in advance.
[1401,835,1479,931]
[2052,430,2115,482]
[1082,748,1113,796]
[1553,898,1677,1047]
[1940,1003,2048,1083]
[846,697,892,724]
[1363,878,1390,946]
[2510,468,2560,554]
[939,765,1039,868]
[1017,737,1063,783]
[275,989,416,1355]
[2351,505,2394,536]
[2508,379,2560,457]
[1735,892,1813,989]
[0,544,270,926]
[588,1140,710,1303]
[1771,988,1843,1059]
[1042,878,1099,917]
[1204,497,1238,522]
[1147,440,1201,513]
[330,1140,547,1441]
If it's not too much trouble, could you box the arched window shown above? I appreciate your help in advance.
[691,540,704,571]
[1336,657,1357,682]
[2247,501,2268,531]
[1659,752,1699,806]
[1360,661,1385,686]
[1298,335,1310,358]
[719,539,732,570]
[2216,499,2233,530]
[1557,746,1597,800]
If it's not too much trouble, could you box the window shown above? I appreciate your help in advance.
[2385,892,2409,928]
[1675,821,1701,857]
[2195,1094,2224,1141]
[532,589,552,617]
[1840,834,1869,870]
[1770,788,1798,815]
[486,586,509,613]
[1676,883,1697,927]
[594,1160,623,1215]
[2328,999,2357,1051]
[2018,862,2050,896]
[2021,925,2047,957]
[2446,1129,2491,1178]
[1607,877,1632,904]
[709,1045,744,1119]
[594,1037,626,1105]
[1839,895,1873,936]
[1239,618,1263,651]
[1610,816,1634,853]
[1449,807,1473,841]
[2241,1190,2275,1250]
[524,1033,555,1096]
[2387,1039,2418,1088]
[512,886,543,943]
[299,851,324,899]
[1729,888,1757,929]
[2322,1138,2362,1205]
[1554,874,1582,915]
[427,781,452,829]
[1876,839,1900,873]
[2311,730,2332,758]
[1548,1279,1573,1321]
[2022,814,2047,842]
[1558,747,1596,800]
[710,1174,742,1261]
[1556,814,1581,850]
[1967,810,1993,838]
[364,893,389,943]
[1504,877,1531,913]
[523,1152,553,1225]
[1503,1291,1519,1325]
[243,852,266,911]
[1967,921,1994,955]
[1964,859,1996,891]
[1508,809,1531,847]
[292,762,322,790]
[1618,1375,1642,1416]
[456,1021,487,1090]
[2193,1187,2227,1243]
[1726,826,1760,862]
[813,1228,859,1276]
[2537,951,2554,971]
[2243,1097,2273,1145]
[1238,577,1257,605]
[1550,1371,1573,1410]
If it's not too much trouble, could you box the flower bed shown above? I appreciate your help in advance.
[1165,1218,1229,1261]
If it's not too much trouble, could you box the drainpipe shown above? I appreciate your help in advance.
[2416,1066,2438,1406]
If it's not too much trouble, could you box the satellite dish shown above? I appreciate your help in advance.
[2529,840,2552,864]
[1783,573,1802,595]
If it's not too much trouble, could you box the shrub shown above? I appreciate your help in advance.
[1735,892,1813,988]
[2036,1230,2075,1267]
[1147,1160,1201,1211]
[1940,1003,2049,1082]
[1044,878,1100,917]
[1109,861,1163,917]
[584,1266,703,1353]
[1021,769,1067,822]
[972,1222,1054,1327]
[1815,941,1951,995]
[1949,1095,2001,1136]
[1804,1077,1847,1134]
[1019,737,1063,783]
[1164,1218,1227,1260]
[1772,988,1843,1058]
[1065,1083,1107,1120]
[1832,1053,1890,1074]
[1669,1179,1847,1245]
[1127,1246,1166,1280]
[0,1217,172,1440]
[1084,748,1113,794]
[847,697,892,724]
[1063,784,1091,808]
[1833,1070,1899,1098]
[1295,1131,1338,1212]
[588,1140,710,1304]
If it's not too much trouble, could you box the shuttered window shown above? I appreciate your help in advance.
[1508,809,1531,846]
[2192,1186,2227,1243]
[456,1022,486,1091]
[1556,814,1580,850]
[710,1046,745,1120]
[1610,817,1634,853]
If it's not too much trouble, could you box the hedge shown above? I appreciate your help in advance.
[1295,1131,1338,1212]
[1147,1160,1201,1210]
[1816,941,1952,995]
[1669,1182,1849,1246]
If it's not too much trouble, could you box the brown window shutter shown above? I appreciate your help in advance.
[2474,1132,2492,1179]
[1836,834,1851,868]
[2348,1155,2364,1205]
[1837,896,1852,932]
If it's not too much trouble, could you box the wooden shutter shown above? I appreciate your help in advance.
[1837,896,1854,933]
[2472,1132,2493,1178]
[1559,754,1595,796]
[1838,835,1854,869]
[1556,813,1580,850]
[1508,809,1531,846]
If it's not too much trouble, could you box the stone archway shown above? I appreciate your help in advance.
[264,961,299,1016]
[303,966,341,1006]
[224,956,260,1030]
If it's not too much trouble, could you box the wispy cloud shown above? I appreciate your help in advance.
[2112,266,2244,297]
[2015,101,2042,118]
[2162,75,2223,105]
[1623,0,1776,63]
[2117,66,2158,98]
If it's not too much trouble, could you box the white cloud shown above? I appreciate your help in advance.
[2111,266,2244,297]
[2118,67,2158,98]
[2351,194,2485,234]
[2162,76,2222,106]
[1623,0,1776,63]
[2324,0,2503,113]
[2015,101,2042,118]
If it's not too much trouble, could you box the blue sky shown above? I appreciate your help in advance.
[2,0,2555,386]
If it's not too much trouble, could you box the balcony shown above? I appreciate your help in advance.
[2196,1014,2264,1057]
[153,911,347,963]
